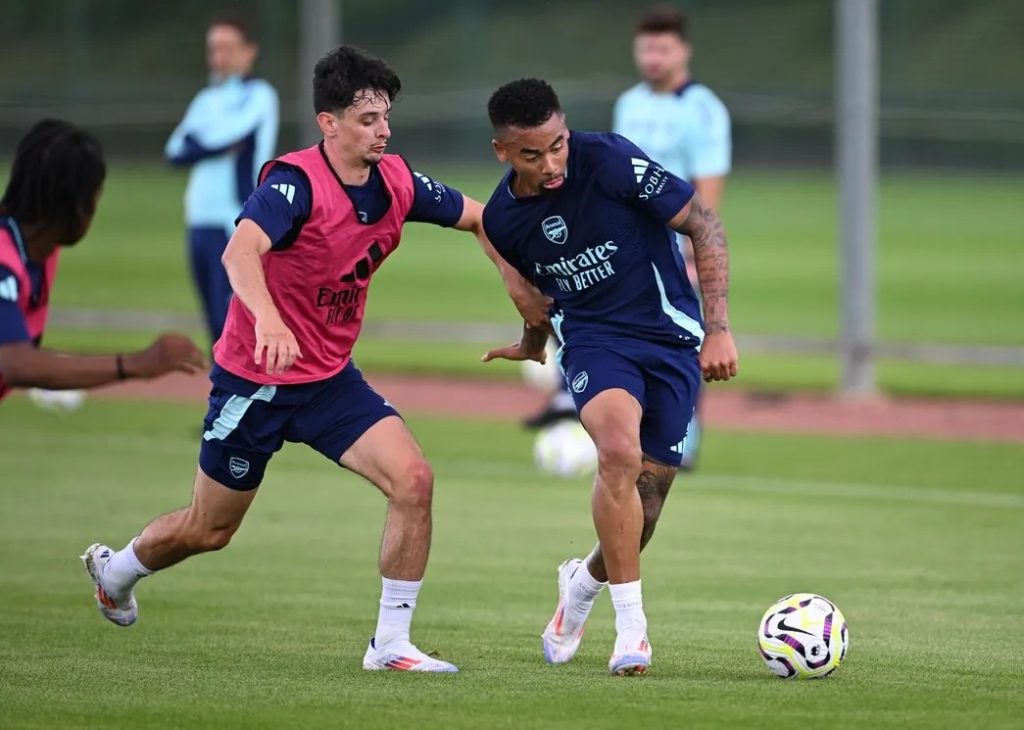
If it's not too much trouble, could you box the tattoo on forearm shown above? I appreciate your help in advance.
[679,197,730,334]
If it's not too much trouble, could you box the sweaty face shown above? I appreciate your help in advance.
[331,90,392,166]
[206,24,257,80]
[493,113,570,197]
[633,32,690,87]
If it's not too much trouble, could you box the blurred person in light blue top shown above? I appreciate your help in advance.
[614,5,731,470]
[613,4,731,213]
[165,11,279,345]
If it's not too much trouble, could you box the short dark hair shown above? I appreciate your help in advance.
[635,4,689,40]
[488,79,562,131]
[313,45,401,114]
[209,11,257,44]
[0,119,106,246]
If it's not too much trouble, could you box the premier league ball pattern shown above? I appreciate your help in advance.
[758,593,849,679]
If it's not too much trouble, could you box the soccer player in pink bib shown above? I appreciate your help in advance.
[82,47,542,673]
[0,119,205,401]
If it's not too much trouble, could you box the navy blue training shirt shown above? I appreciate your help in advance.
[238,162,465,249]
[482,131,703,348]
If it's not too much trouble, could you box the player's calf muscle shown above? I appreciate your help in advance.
[637,460,677,549]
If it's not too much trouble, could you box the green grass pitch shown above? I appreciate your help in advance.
[1,398,1021,728]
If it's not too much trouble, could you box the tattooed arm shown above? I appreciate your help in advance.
[668,194,739,382]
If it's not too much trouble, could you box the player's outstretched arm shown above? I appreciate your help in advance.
[221,219,302,376]
[456,197,552,332]
[0,333,205,391]
[669,194,739,382]
[480,322,548,365]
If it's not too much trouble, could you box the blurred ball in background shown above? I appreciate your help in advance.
[533,420,598,479]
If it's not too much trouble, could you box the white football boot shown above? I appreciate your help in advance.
[608,632,652,676]
[362,638,459,673]
[541,558,589,664]
[80,543,138,627]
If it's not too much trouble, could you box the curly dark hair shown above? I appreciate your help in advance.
[313,45,401,114]
[487,78,562,131]
[0,119,105,246]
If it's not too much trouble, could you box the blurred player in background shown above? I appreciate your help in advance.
[614,4,731,469]
[524,4,731,471]
[481,79,738,675]
[165,12,279,347]
[616,5,731,212]
[0,120,206,401]
[83,46,543,673]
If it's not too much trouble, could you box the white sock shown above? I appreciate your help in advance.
[374,577,422,648]
[101,538,153,601]
[565,560,606,629]
[609,580,646,637]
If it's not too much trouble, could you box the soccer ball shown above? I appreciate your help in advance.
[533,420,598,478]
[758,593,849,679]
[27,388,86,413]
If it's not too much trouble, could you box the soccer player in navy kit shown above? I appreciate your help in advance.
[481,79,738,675]
[525,5,731,460]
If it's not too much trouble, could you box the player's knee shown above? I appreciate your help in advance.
[180,516,239,553]
[391,459,434,510]
[182,524,234,552]
[197,525,236,552]
[597,436,642,480]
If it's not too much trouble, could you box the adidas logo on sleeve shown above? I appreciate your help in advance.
[631,157,649,184]
[0,274,18,303]
[270,182,296,204]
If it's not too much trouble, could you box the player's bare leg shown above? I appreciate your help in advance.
[542,389,651,674]
[586,459,678,582]
[581,389,645,584]
[340,415,457,672]
[341,416,433,582]
[543,458,676,663]
[82,468,257,626]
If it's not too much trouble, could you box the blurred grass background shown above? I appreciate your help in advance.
[41,164,1024,399]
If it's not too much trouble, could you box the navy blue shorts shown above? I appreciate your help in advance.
[558,339,701,467]
[199,361,399,490]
